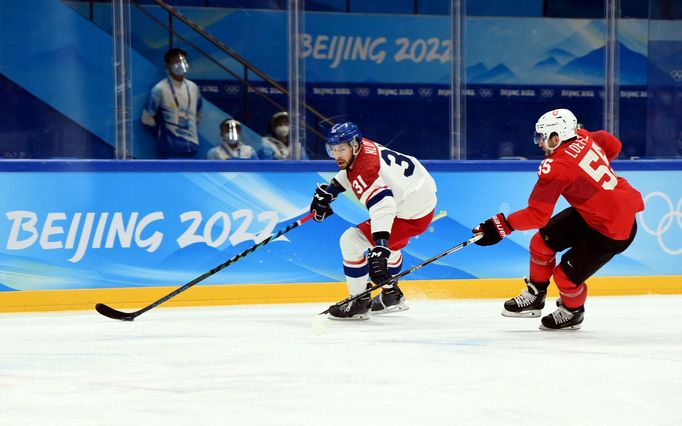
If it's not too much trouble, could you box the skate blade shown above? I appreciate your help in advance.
[539,323,582,331]
[501,309,541,318]
[327,313,369,321]
[370,304,410,316]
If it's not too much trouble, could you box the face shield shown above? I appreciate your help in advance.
[326,142,352,158]
[533,131,547,146]
[170,56,190,77]
[221,121,240,145]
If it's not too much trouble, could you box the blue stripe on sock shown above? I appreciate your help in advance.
[388,260,402,276]
[344,264,368,278]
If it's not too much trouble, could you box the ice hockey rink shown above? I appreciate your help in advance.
[2,295,681,426]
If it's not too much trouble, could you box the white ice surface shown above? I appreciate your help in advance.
[1,296,681,426]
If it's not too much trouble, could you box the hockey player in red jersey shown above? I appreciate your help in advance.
[310,122,437,320]
[472,109,644,330]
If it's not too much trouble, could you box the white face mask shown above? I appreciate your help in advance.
[170,57,189,77]
[221,134,239,147]
[274,125,289,139]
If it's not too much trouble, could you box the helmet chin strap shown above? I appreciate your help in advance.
[351,139,361,156]
[347,139,361,168]
[542,135,562,156]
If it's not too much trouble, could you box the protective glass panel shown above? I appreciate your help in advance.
[301,1,456,160]
[464,0,607,160]
[1,1,117,159]
[4,1,680,160]
[642,1,682,158]
[126,1,286,159]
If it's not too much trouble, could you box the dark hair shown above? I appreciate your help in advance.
[164,48,188,64]
[269,111,289,132]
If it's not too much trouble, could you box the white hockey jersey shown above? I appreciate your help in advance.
[333,139,437,236]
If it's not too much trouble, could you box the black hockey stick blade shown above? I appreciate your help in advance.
[95,212,315,321]
[95,303,137,321]
[318,233,483,316]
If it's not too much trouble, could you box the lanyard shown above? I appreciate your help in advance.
[167,78,191,113]
[227,145,240,158]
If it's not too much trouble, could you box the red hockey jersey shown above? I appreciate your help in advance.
[507,129,644,240]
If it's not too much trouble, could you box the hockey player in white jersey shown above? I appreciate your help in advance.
[310,122,437,320]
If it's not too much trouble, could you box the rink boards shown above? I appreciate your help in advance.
[1,276,682,313]
[0,160,680,312]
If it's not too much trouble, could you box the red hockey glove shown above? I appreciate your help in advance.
[472,213,513,246]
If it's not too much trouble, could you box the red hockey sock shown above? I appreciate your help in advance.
[529,232,556,283]
[554,265,587,309]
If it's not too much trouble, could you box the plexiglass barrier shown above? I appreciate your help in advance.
[1,0,681,159]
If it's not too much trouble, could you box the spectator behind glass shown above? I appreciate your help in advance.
[258,111,309,160]
[207,119,258,160]
[497,141,527,160]
[259,111,290,159]
[141,48,203,159]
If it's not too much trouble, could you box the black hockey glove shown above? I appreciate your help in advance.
[310,183,337,222]
[368,244,392,285]
[472,213,514,246]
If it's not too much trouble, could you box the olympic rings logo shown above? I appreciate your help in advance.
[223,85,240,95]
[418,88,433,97]
[670,70,682,82]
[479,88,493,98]
[638,192,682,255]
[355,88,370,97]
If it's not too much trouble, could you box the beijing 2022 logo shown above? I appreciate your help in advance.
[638,192,682,255]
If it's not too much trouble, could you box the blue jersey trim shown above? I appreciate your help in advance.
[366,189,394,209]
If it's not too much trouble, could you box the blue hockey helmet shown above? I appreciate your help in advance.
[325,122,362,158]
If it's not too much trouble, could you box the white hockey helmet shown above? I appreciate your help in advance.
[533,109,578,147]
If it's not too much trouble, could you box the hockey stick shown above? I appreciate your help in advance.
[317,233,483,316]
[96,212,315,321]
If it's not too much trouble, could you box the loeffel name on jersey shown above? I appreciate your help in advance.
[565,137,589,159]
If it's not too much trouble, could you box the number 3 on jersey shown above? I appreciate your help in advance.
[578,147,617,190]
[381,149,415,177]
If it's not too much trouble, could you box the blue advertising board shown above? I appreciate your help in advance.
[0,161,679,294]
[136,9,654,85]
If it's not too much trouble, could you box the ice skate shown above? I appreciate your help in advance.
[327,293,371,320]
[501,278,547,318]
[539,300,584,330]
[370,284,409,315]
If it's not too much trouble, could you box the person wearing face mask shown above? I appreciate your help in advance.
[207,119,258,160]
[141,48,203,159]
[258,111,308,160]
